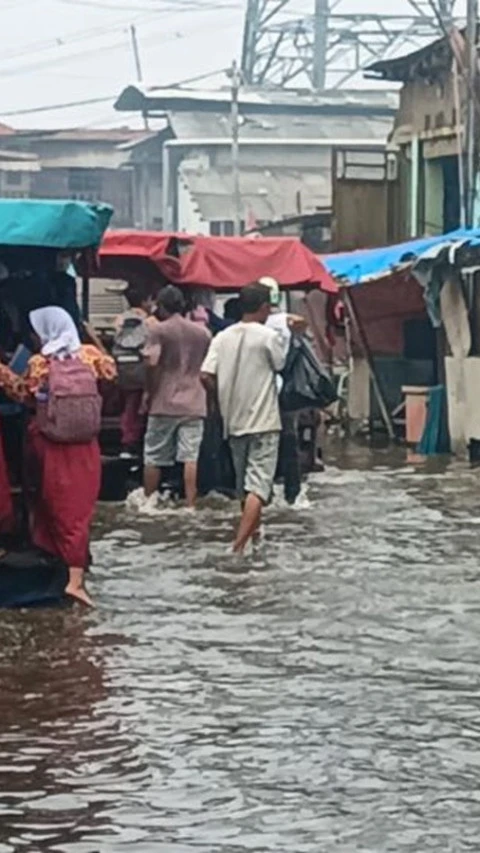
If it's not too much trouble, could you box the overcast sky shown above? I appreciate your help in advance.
[0,0,466,129]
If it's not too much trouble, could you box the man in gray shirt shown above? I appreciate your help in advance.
[201,282,289,553]
[143,286,211,508]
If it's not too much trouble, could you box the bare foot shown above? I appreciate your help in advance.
[65,583,94,607]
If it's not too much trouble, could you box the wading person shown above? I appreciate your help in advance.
[142,285,211,509]
[260,276,308,504]
[0,306,117,606]
[201,282,290,554]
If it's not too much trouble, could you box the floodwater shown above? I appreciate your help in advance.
[2,443,480,852]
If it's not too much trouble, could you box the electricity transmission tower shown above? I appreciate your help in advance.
[241,0,458,89]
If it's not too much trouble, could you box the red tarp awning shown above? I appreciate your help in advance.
[98,231,338,294]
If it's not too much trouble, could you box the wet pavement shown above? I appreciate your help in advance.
[1,442,480,852]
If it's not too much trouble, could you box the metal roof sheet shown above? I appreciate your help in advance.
[115,84,398,115]
[168,110,393,141]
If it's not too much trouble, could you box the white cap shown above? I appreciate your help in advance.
[259,276,280,306]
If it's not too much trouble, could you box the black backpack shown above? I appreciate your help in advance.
[280,335,337,412]
[113,312,147,391]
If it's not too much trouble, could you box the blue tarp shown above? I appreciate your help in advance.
[0,199,113,249]
[323,227,480,286]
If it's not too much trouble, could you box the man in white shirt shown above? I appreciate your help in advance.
[201,282,289,554]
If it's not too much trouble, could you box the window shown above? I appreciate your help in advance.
[210,220,244,236]
[68,168,102,198]
[2,191,28,199]
[6,171,22,186]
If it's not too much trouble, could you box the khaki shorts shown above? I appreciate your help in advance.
[229,431,280,504]
[144,416,204,467]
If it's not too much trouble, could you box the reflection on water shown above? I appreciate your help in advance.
[2,442,480,851]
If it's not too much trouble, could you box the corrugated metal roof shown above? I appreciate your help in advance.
[169,110,392,142]
[116,84,399,115]
[0,149,38,162]
[11,128,154,144]
[179,164,330,221]
[0,149,40,172]
[366,31,453,82]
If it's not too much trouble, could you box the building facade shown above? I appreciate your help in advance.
[0,128,164,229]
[115,85,397,240]
[367,32,468,238]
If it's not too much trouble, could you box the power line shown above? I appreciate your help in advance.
[0,66,227,118]
[1,95,117,118]
[58,0,238,10]
[0,17,225,79]
[0,14,152,64]
[0,1,239,69]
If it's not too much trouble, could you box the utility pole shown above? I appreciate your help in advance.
[130,24,149,229]
[465,0,478,226]
[130,25,149,131]
[229,60,242,236]
[312,0,329,90]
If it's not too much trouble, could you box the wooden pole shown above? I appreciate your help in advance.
[81,275,90,323]
[452,58,467,228]
[230,60,242,235]
[466,0,478,226]
[342,287,395,440]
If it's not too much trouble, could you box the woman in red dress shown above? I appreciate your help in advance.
[0,307,116,605]
[0,419,14,538]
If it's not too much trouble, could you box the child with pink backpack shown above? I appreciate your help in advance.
[0,306,117,606]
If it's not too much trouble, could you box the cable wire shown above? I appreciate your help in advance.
[0,65,227,117]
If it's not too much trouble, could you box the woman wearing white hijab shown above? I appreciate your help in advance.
[0,306,116,606]
[30,305,82,358]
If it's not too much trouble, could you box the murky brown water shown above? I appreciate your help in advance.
[2,442,480,852]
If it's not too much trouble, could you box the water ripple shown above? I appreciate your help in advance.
[1,444,480,851]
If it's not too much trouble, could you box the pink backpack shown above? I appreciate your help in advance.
[36,357,102,444]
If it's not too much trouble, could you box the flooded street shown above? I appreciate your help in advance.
[2,443,480,852]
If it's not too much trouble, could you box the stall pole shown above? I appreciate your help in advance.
[465,0,478,226]
[81,275,90,323]
[410,135,420,238]
[342,288,395,441]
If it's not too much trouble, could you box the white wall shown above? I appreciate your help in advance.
[177,173,209,234]
[445,356,480,457]
[32,141,126,170]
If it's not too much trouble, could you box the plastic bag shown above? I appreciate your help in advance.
[197,412,236,497]
[280,336,337,412]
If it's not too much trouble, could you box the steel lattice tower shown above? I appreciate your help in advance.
[241,0,458,89]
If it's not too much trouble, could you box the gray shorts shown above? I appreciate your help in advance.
[144,416,204,467]
[229,431,280,504]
